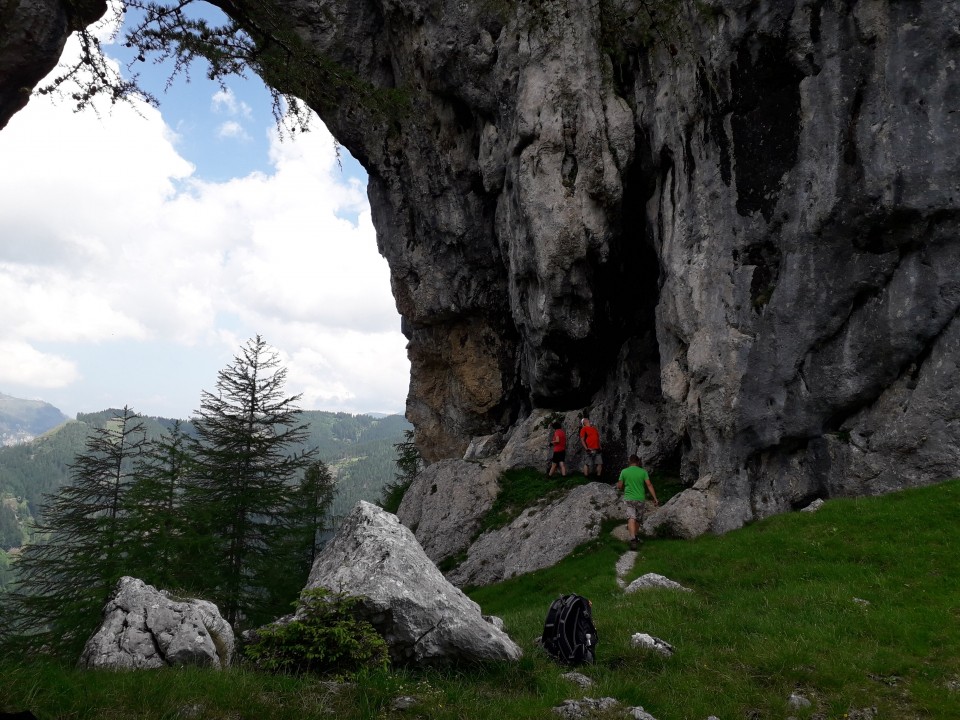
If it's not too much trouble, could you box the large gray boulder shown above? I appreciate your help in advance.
[306,501,522,666]
[395,458,501,564]
[446,483,624,587]
[79,577,234,670]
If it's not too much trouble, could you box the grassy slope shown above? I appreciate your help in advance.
[2,480,959,719]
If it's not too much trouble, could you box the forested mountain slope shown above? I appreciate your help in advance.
[0,409,410,558]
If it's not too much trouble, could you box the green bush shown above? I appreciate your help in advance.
[242,588,389,677]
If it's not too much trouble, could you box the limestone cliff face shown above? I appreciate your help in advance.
[6,0,960,535]
[260,0,960,534]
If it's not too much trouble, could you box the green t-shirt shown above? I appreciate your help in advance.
[619,465,650,502]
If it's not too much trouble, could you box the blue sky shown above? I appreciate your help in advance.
[0,5,409,421]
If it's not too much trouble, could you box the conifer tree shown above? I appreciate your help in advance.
[261,459,336,619]
[379,429,423,513]
[3,407,149,656]
[293,459,336,572]
[184,335,316,628]
[122,420,193,590]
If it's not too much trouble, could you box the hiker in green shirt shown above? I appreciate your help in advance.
[617,454,659,551]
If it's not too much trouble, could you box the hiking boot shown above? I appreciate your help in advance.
[629,538,638,551]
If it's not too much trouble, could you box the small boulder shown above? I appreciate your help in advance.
[553,697,620,719]
[306,501,522,666]
[631,632,674,657]
[463,432,506,460]
[79,577,234,670]
[800,498,825,513]
[560,671,595,688]
[625,573,693,593]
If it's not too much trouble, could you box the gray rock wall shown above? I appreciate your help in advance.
[5,0,959,536]
[284,0,959,534]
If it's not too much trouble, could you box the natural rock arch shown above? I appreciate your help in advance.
[5,0,960,536]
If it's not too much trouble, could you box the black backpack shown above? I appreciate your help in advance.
[541,594,598,665]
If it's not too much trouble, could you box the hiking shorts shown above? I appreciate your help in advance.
[626,500,650,522]
[551,450,566,463]
[584,449,601,468]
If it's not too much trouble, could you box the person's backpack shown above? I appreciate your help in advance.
[541,594,598,665]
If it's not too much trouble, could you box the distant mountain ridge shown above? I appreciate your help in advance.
[0,392,69,446]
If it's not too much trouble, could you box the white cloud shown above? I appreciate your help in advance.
[217,120,250,141]
[212,88,253,118]
[0,340,79,388]
[284,331,410,414]
[0,34,409,418]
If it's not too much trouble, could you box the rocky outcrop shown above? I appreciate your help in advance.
[395,458,501,563]
[446,482,624,587]
[4,0,959,535]
[396,408,625,570]
[79,576,234,670]
[306,501,522,666]
[247,0,960,536]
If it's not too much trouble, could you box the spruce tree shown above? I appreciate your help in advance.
[123,420,193,590]
[184,335,317,628]
[292,459,335,573]
[379,429,423,513]
[261,459,336,619]
[3,407,149,656]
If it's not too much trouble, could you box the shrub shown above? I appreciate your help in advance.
[242,588,389,677]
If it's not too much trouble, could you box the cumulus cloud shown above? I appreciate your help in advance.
[0,34,409,418]
[212,88,253,118]
[216,120,251,141]
[0,341,79,388]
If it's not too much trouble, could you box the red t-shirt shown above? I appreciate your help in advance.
[579,425,601,450]
[552,429,567,452]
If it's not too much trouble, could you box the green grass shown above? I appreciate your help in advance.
[480,467,596,533]
[4,481,960,719]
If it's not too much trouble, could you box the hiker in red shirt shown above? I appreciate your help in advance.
[578,417,603,478]
[548,421,567,477]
